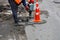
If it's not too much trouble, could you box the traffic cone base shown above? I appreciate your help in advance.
[33,20,47,24]
[33,20,41,22]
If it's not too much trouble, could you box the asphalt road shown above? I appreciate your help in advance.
[25,0,60,40]
[0,0,60,40]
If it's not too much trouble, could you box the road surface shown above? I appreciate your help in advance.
[0,0,60,40]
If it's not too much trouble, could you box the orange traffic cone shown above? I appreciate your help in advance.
[33,0,41,22]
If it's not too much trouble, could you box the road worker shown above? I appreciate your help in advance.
[28,0,34,18]
[8,0,29,25]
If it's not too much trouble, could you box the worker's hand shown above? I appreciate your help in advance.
[25,6,29,11]
[28,0,34,4]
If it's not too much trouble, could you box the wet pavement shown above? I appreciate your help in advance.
[0,14,27,40]
[0,0,60,40]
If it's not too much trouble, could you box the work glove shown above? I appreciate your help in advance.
[25,6,29,11]
[28,0,34,4]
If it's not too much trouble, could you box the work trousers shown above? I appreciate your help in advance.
[8,0,18,23]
